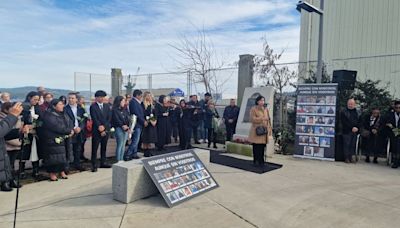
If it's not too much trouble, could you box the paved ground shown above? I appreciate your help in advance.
[1,149,400,228]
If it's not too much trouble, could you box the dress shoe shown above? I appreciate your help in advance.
[74,166,86,172]
[19,172,26,179]
[194,141,201,144]
[144,150,151,157]
[391,163,399,169]
[10,180,21,188]
[1,182,13,192]
[213,144,218,149]
[344,159,350,164]
[131,155,140,159]
[186,145,193,149]
[100,163,112,168]
[91,167,98,172]
[80,157,90,162]
[365,156,370,163]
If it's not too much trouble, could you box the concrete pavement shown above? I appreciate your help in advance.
[1,153,400,228]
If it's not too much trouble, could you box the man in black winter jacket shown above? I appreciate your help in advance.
[340,98,361,163]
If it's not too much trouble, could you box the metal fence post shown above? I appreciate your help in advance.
[89,74,92,99]
[74,72,77,92]
[147,74,153,92]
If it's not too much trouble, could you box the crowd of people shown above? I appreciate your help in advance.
[340,98,400,168]
[0,87,240,192]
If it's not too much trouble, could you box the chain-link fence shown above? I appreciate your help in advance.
[73,72,111,99]
[74,67,239,101]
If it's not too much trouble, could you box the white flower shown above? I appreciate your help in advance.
[110,127,116,133]
[55,137,62,144]
[32,114,39,120]
[146,116,150,120]
[150,114,154,118]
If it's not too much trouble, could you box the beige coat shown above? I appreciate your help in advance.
[248,106,271,144]
[0,112,22,151]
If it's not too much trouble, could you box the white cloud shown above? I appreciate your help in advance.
[0,0,300,97]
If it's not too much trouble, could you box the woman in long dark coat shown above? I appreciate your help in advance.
[177,100,193,149]
[21,91,42,179]
[205,100,220,149]
[42,99,74,181]
[141,92,157,157]
[155,95,171,151]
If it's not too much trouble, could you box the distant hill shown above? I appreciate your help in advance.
[0,87,93,101]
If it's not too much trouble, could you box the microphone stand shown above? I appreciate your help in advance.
[14,132,25,228]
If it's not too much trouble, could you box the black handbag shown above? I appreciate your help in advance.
[256,126,267,136]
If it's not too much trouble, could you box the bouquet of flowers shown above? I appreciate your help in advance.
[146,114,157,127]
[101,127,115,137]
[129,115,137,139]
[76,113,90,124]
[393,128,400,137]
[23,133,31,145]
[31,114,42,129]
[55,135,70,144]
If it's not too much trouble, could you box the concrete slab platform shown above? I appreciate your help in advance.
[1,154,400,228]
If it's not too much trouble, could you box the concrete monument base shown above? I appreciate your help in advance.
[112,148,210,204]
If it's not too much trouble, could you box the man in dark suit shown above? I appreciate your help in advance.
[187,95,202,144]
[126,90,146,160]
[223,99,240,142]
[384,101,400,168]
[89,90,112,172]
[65,92,87,171]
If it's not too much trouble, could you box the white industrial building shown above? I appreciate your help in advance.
[299,0,400,98]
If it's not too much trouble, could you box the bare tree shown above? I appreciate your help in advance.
[253,39,297,127]
[169,27,227,99]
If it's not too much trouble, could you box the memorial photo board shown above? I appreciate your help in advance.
[294,84,338,161]
[142,150,219,208]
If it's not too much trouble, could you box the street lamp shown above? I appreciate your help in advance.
[296,0,324,83]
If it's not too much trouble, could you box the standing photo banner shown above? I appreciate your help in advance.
[142,150,219,208]
[294,83,338,161]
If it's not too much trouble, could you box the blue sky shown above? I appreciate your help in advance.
[0,0,300,95]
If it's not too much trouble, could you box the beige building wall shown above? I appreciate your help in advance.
[299,0,400,98]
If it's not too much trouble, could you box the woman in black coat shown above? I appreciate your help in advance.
[178,100,193,149]
[42,99,74,181]
[21,91,42,179]
[0,102,24,191]
[155,95,171,151]
[141,92,157,157]
[204,100,220,149]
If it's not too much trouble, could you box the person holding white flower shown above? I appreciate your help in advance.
[141,92,157,157]
[155,95,172,151]
[21,91,42,179]
[42,99,74,181]
[65,92,87,171]
[111,96,130,162]
[205,100,220,149]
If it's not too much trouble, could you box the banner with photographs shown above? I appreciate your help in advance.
[142,150,219,208]
[294,84,338,161]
